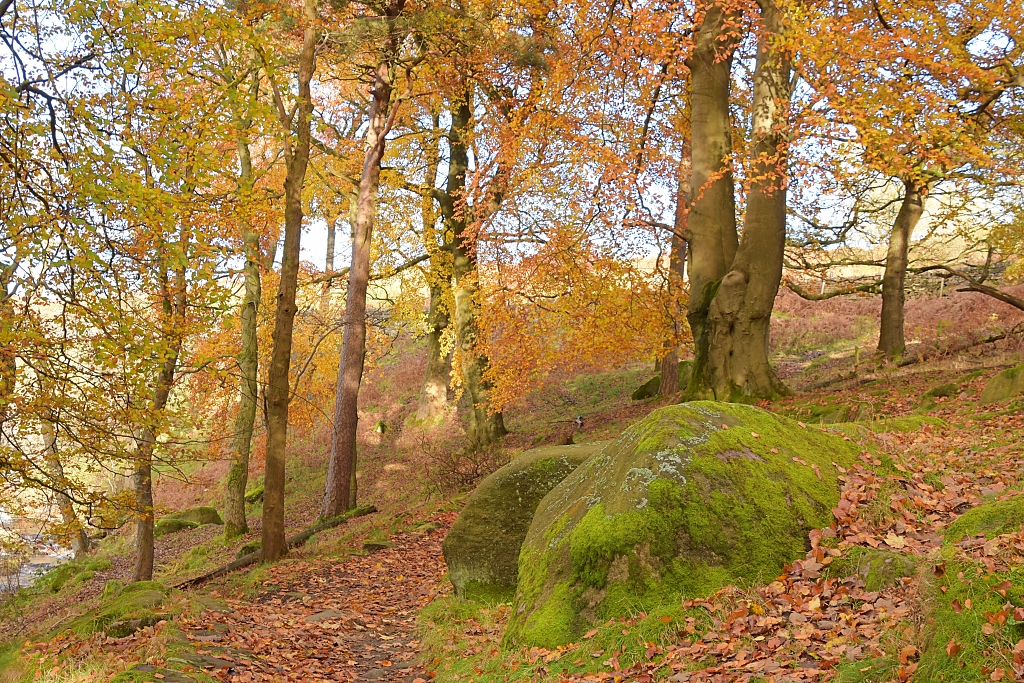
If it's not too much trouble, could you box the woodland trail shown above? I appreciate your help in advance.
[174,512,455,682]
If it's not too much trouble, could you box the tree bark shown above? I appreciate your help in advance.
[325,213,337,272]
[417,128,452,420]
[684,1,740,398]
[704,0,792,400]
[659,154,691,398]
[418,282,452,418]
[322,1,405,517]
[41,416,89,559]
[134,268,186,582]
[445,100,506,447]
[262,0,317,563]
[877,180,925,360]
[224,123,261,539]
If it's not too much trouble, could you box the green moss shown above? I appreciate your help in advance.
[945,495,1024,546]
[443,443,603,602]
[62,583,167,636]
[71,569,96,585]
[42,562,81,592]
[237,540,261,559]
[244,484,264,503]
[834,656,900,683]
[824,547,916,591]
[155,518,201,537]
[631,375,661,401]
[917,561,1024,681]
[507,401,862,647]
[163,506,223,526]
[84,557,112,572]
[925,382,959,398]
[423,594,709,683]
[103,579,125,597]
[0,639,29,682]
[860,415,946,433]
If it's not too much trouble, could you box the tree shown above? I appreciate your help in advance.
[224,69,266,539]
[792,0,1024,359]
[261,0,319,561]
[683,0,793,400]
[323,0,409,517]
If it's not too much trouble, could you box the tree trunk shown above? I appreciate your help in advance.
[659,154,691,399]
[877,180,925,360]
[445,100,506,447]
[224,125,261,539]
[325,213,337,272]
[322,5,404,517]
[41,417,89,559]
[704,0,792,401]
[262,0,317,563]
[417,130,452,421]
[418,281,452,419]
[224,230,260,538]
[683,1,740,398]
[134,269,185,582]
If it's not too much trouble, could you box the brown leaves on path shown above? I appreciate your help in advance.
[178,513,454,682]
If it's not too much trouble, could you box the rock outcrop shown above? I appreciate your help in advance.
[505,401,862,647]
[443,442,605,602]
[980,364,1024,404]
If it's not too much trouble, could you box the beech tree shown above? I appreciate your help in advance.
[261,0,319,561]
[682,0,792,400]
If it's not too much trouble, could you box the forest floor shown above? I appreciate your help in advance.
[3,287,1024,682]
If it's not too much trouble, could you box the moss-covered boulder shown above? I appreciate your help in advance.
[506,401,862,647]
[164,506,223,526]
[443,442,606,602]
[63,581,168,636]
[980,363,1024,404]
[154,518,201,538]
[945,495,1024,545]
[631,361,694,400]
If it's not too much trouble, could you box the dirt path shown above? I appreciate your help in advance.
[176,513,454,682]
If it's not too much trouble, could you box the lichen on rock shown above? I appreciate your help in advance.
[442,442,605,603]
[505,401,862,648]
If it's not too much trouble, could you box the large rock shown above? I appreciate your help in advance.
[506,401,862,647]
[443,442,606,602]
[980,364,1024,404]
[164,506,223,526]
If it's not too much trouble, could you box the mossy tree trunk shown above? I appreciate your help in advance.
[877,179,926,360]
[417,118,453,420]
[683,1,740,399]
[262,0,318,562]
[443,99,507,447]
[704,0,791,400]
[322,4,404,517]
[419,280,452,419]
[224,108,261,540]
